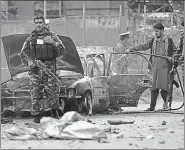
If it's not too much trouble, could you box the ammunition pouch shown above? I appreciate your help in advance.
[28,44,57,61]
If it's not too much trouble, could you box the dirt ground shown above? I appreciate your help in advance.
[1,101,184,149]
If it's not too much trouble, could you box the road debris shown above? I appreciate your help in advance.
[170,131,174,133]
[4,111,107,141]
[135,144,139,147]
[159,140,165,144]
[150,127,167,131]
[146,135,154,139]
[161,121,167,125]
[112,130,120,134]
[98,138,109,143]
[1,118,14,124]
[107,120,135,125]
[116,132,124,139]
[103,127,111,132]
[129,136,145,139]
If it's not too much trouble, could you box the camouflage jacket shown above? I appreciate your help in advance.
[20,28,65,63]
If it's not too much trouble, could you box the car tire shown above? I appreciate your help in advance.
[77,91,93,115]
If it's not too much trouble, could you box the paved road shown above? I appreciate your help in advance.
[1,103,184,149]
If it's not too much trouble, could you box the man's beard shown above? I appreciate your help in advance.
[156,33,163,39]
[36,27,45,34]
[156,34,161,38]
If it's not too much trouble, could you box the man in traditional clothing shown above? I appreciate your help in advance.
[19,15,65,123]
[112,32,130,74]
[126,23,176,111]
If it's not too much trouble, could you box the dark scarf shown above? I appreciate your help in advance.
[31,27,50,39]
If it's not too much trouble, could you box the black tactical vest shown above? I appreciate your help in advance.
[28,30,57,61]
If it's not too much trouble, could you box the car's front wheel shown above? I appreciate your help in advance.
[77,91,93,115]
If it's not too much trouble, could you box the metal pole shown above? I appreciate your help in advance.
[183,1,185,88]
[82,4,86,47]
[143,4,146,43]
[141,4,147,74]
[138,1,140,14]
[59,1,62,17]
[44,1,47,19]
[125,1,128,31]
[171,12,173,39]
[119,5,122,34]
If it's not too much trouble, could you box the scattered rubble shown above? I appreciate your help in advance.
[146,135,154,139]
[1,118,14,124]
[107,120,135,125]
[116,132,124,139]
[129,143,133,146]
[159,140,165,144]
[4,111,107,141]
[161,121,167,125]
[98,138,109,143]
[170,131,174,133]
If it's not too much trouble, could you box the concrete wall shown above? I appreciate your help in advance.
[1,15,180,47]
[5,1,125,18]
[4,1,34,20]
[1,15,138,47]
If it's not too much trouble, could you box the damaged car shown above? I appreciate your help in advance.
[1,34,152,116]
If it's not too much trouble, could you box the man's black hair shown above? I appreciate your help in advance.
[153,23,164,30]
[33,15,45,23]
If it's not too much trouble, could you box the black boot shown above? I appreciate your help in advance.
[145,90,159,111]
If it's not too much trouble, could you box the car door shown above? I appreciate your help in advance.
[86,54,109,110]
[107,53,152,108]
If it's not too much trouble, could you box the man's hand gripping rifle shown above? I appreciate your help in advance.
[18,51,64,88]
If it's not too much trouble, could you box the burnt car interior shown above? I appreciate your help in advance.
[85,54,106,77]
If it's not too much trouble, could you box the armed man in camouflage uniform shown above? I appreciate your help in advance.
[19,16,65,123]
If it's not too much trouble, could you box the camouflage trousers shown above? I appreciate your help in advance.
[29,61,59,115]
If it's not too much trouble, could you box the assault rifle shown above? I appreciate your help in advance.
[19,51,64,88]
[166,54,184,110]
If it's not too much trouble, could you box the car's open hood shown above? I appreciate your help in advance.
[1,34,84,78]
